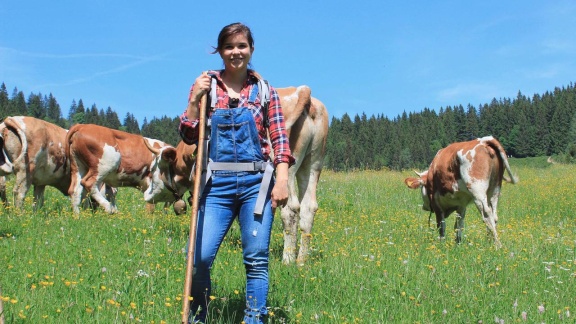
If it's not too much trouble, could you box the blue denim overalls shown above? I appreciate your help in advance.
[189,82,274,324]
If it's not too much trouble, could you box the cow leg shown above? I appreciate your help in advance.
[436,212,446,240]
[281,167,301,265]
[69,156,85,214]
[33,185,46,210]
[474,197,501,248]
[12,172,30,209]
[87,180,116,214]
[103,185,117,212]
[454,207,466,244]
[295,164,320,265]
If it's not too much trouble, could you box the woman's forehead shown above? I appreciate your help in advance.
[224,33,250,45]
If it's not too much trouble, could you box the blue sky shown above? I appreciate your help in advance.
[1,1,575,125]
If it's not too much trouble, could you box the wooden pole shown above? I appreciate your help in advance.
[181,94,207,323]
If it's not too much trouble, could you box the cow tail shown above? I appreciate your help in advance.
[286,86,312,128]
[3,117,28,167]
[488,139,519,184]
[65,126,80,175]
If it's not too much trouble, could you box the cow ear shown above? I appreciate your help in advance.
[161,148,177,163]
[404,177,422,189]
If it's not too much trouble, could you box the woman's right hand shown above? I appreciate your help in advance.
[190,72,212,103]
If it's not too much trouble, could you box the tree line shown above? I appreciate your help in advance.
[326,82,576,171]
[0,83,182,146]
[2,81,576,171]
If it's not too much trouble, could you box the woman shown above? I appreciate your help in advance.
[179,22,294,323]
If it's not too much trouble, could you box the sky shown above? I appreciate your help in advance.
[1,1,576,126]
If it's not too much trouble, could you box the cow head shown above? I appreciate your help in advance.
[142,139,195,213]
[404,170,431,211]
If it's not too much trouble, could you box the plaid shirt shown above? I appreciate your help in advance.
[179,70,295,166]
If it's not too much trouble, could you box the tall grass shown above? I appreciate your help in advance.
[0,161,574,323]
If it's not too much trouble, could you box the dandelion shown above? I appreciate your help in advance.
[442,309,447,316]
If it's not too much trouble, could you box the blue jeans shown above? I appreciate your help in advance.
[189,170,273,324]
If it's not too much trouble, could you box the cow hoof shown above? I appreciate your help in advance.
[173,199,187,215]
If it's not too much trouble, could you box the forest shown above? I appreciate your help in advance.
[1,81,576,171]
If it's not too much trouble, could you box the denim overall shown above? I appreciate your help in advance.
[189,86,274,324]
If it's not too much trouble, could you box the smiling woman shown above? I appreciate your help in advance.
[178,22,295,324]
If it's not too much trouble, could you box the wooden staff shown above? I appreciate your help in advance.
[181,94,208,323]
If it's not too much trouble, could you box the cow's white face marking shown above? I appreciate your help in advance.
[420,185,431,211]
[143,147,175,203]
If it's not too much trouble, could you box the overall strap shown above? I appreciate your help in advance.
[257,79,270,128]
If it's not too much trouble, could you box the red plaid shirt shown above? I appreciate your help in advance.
[179,70,295,166]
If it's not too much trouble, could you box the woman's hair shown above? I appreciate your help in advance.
[211,22,254,54]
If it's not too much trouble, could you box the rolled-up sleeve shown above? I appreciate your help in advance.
[178,85,200,144]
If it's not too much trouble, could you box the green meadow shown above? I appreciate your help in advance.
[1,158,575,323]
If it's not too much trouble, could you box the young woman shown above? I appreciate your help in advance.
[179,22,294,324]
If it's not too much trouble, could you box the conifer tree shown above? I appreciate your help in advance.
[27,93,45,119]
[9,89,27,116]
[0,83,9,118]
[46,93,64,127]
[123,113,140,134]
[105,107,121,130]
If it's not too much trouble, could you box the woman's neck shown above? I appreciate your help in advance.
[221,69,248,97]
[222,69,248,85]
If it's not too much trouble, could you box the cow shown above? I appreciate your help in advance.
[404,136,518,247]
[66,124,172,214]
[144,85,329,264]
[0,116,70,209]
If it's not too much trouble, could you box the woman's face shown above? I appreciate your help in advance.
[219,33,253,73]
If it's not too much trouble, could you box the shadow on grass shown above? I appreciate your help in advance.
[205,296,291,323]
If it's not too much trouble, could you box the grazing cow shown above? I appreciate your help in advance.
[144,85,329,264]
[0,116,69,208]
[66,124,172,214]
[404,136,518,247]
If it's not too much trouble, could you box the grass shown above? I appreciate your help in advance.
[0,161,575,323]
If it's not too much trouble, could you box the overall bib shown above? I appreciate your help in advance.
[189,88,274,324]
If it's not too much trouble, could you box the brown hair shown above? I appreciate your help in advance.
[211,22,254,54]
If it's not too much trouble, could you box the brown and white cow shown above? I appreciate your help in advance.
[66,124,173,214]
[0,116,69,208]
[144,85,329,264]
[404,136,518,247]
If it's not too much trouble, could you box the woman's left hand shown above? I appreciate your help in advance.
[271,163,289,209]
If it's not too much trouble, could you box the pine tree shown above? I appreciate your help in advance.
[46,93,64,127]
[72,99,86,124]
[9,89,27,116]
[68,100,78,123]
[123,113,140,134]
[0,83,9,118]
[27,93,45,119]
[105,107,121,130]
